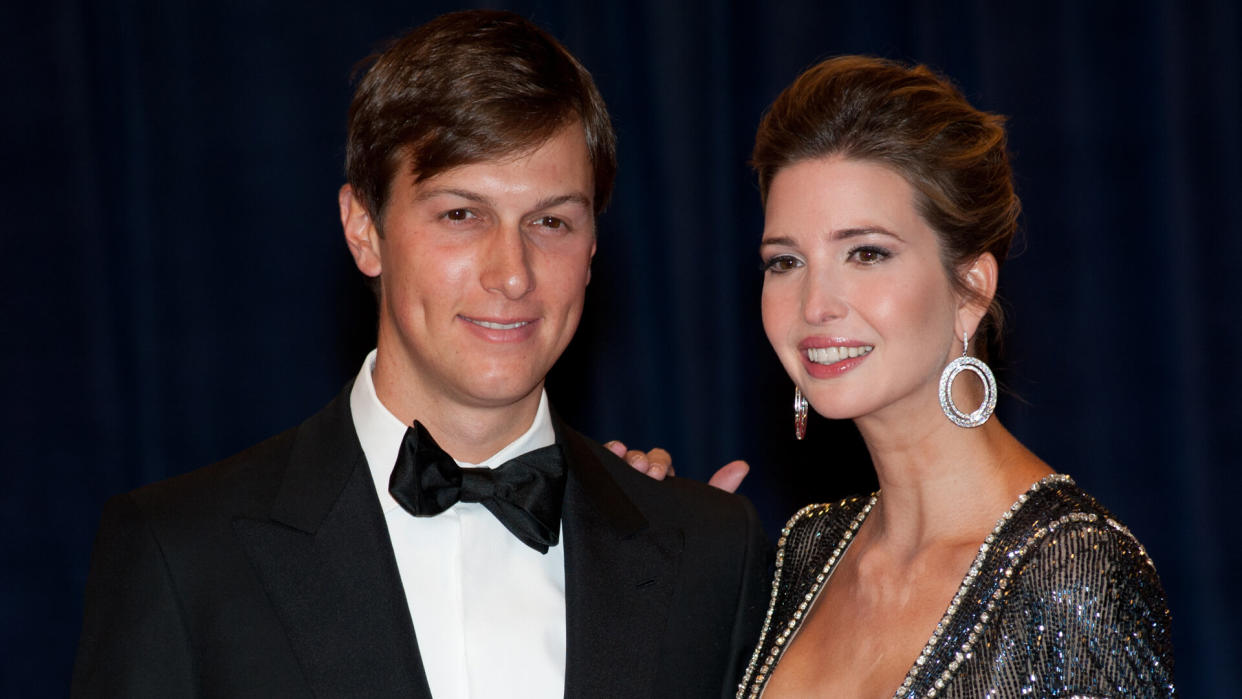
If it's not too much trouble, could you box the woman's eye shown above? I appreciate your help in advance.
[848,246,891,264]
[762,255,802,273]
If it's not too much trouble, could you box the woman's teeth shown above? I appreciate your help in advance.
[807,345,873,365]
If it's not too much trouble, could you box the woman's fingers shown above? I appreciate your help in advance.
[606,442,674,479]
[707,460,750,493]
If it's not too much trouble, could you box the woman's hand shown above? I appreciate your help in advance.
[604,441,674,479]
[604,441,750,493]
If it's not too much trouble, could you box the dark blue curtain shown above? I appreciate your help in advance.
[4,1,1237,694]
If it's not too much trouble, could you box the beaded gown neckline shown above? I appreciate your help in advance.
[740,473,1080,698]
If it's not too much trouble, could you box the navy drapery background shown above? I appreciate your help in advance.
[4,1,1238,694]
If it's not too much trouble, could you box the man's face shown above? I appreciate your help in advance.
[343,124,596,415]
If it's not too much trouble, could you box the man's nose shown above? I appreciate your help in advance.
[480,224,535,299]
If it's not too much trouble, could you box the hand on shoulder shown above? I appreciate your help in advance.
[604,441,750,493]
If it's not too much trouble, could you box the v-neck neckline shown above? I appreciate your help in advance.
[744,473,1073,698]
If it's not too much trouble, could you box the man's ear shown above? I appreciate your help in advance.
[956,252,998,340]
[586,238,597,285]
[339,184,382,278]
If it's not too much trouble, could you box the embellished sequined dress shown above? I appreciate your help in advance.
[737,475,1174,698]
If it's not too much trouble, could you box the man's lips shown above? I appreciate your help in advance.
[458,315,540,342]
[461,317,534,330]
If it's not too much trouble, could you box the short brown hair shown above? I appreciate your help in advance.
[345,10,617,223]
[752,56,1020,361]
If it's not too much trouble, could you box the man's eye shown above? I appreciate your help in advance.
[534,216,565,229]
[444,209,474,221]
[761,255,802,273]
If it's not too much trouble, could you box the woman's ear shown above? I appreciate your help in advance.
[956,252,998,340]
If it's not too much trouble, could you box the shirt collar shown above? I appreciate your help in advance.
[350,348,556,514]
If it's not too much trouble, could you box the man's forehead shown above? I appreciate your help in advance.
[399,126,594,204]
[405,120,589,176]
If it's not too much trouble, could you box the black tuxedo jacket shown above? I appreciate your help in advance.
[72,386,770,697]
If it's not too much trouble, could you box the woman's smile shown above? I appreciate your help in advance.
[761,156,961,422]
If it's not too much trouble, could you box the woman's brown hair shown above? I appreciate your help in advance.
[753,55,1020,361]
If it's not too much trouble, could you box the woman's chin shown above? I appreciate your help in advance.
[804,401,866,422]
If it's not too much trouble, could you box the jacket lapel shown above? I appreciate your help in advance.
[232,388,433,698]
[556,421,684,698]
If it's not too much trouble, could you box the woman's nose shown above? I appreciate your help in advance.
[801,272,847,324]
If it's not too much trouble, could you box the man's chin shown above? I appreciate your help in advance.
[455,375,548,410]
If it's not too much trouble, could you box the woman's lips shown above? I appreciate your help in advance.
[799,342,874,378]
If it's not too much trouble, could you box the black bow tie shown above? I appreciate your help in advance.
[388,421,567,553]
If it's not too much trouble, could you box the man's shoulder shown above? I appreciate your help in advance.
[126,424,297,517]
[120,387,355,527]
[560,424,759,526]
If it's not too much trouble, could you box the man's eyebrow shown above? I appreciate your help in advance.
[414,188,492,205]
[534,193,592,210]
[411,189,591,211]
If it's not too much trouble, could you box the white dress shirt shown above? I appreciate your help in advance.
[350,349,566,698]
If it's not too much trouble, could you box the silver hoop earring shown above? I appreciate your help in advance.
[793,387,808,440]
[939,332,997,428]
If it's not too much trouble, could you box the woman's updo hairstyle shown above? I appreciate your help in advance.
[752,55,1020,362]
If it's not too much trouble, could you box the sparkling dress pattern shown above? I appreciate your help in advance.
[738,475,1174,698]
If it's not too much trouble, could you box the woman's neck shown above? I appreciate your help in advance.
[854,409,1052,557]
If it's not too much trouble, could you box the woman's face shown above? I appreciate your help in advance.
[760,156,968,425]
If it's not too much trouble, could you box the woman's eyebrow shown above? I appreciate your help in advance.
[761,226,903,248]
[759,236,796,248]
[832,226,902,241]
